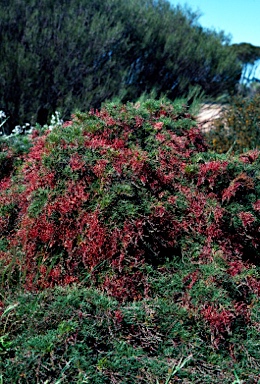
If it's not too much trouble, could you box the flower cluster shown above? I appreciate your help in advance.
[0,100,259,346]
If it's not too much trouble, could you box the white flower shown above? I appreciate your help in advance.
[12,125,23,135]
[0,110,6,119]
[48,111,63,131]
[0,114,8,129]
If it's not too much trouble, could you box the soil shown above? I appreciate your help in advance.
[196,103,227,132]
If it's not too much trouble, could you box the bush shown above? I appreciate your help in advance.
[0,99,259,293]
[0,99,260,382]
[1,281,260,383]
[206,94,260,153]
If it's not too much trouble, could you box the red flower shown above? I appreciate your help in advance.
[70,153,85,171]
[135,116,144,127]
[247,276,260,296]
[49,266,61,281]
[253,200,260,212]
[0,300,4,316]
[155,132,166,142]
[114,310,124,324]
[167,195,177,205]
[197,160,228,188]
[153,122,164,130]
[63,120,73,127]
[63,275,78,285]
[227,261,244,276]
[93,159,108,178]
[202,305,235,334]
[0,177,11,191]
[239,211,255,227]
[222,182,241,202]
[183,270,199,289]
[239,149,259,163]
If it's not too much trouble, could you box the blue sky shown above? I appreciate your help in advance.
[170,0,260,46]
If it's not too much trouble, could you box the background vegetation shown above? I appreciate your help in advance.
[206,93,260,154]
[0,0,242,133]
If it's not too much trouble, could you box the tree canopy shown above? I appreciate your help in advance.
[0,0,241,131]
[231,43,260,84]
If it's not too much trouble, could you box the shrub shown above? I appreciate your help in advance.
[206,94,260,153]
[0,99,259,293]
[1,284,260,383]
[0,99,259,382]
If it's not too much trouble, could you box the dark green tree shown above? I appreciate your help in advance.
[0,0,242,132]
[231,42,260,84]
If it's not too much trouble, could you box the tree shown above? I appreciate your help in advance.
[0,0,242,132]
[231,43,260,84]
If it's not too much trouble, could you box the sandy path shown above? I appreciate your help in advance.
[196,103,227,132]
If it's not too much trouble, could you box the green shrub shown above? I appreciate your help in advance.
[0,99,259,383]
[1,283,260,383]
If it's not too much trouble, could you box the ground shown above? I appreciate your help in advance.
[196,103,227,132]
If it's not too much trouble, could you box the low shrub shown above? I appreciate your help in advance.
[1,283,259,383]
[0,99,259,382]
[206,94,260,153]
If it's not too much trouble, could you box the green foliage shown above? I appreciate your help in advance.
[0,0,241,131]
[0,280,259,383]
[27,188,51,218]
[231,43,260,67]
[206,94,260,153]
[0,99,260,383]
[231,42,260,85]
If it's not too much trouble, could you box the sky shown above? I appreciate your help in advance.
[170,0,260,46]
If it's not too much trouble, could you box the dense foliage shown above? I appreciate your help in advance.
[207,94,260,153]
[231,42,260,84]
[0,99,260,382]
[0,0,241,132]
[1,284,259,383]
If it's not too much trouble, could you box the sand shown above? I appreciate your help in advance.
[196,103,227,132]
